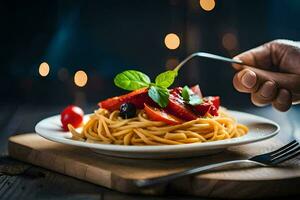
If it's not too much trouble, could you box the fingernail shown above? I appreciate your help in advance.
[261,81,275,98]
[233,56,242,63]
[241,71,256,88]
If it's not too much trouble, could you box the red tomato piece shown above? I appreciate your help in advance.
[166,93,198,121]
[209,105,219,116]
[170,87,183,98]
[144,103,183,125]
[98,88,154,111]
[61,105,84,131]
[194,96,220,117]
[193,102,212,116]
[203,96,220,110]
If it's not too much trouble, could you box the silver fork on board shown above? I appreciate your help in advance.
[135,140,300,187]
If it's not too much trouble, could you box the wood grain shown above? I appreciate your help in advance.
[8,133,300,199]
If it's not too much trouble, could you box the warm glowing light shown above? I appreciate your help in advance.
[74,70,88,87]
[39,62,50,77]
[199,0,215,11]
[222,33,238,51]
[164,33,180,50]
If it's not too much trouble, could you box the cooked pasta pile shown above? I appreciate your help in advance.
[68,108,248,145]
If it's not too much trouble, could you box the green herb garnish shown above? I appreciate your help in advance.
[114,68,179,107]
[182,86,202,105]
[148,85,169,108]
[155,70,178,88]
[114,70,151,91]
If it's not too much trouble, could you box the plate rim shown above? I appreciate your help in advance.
[35,110,280,153]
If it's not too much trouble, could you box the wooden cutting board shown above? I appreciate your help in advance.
[8,133,300,199]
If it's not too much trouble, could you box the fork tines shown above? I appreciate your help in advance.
[271,140,300,164]
[250,140,300,165]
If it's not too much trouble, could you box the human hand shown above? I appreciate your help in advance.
[232,39,300,111]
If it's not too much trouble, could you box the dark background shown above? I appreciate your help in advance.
[1,0,300,109]
[0,1,300,198]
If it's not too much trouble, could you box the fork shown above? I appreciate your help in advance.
[173,52,244,72]
[135,140,300,187]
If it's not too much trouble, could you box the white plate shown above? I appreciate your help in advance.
[35,110,280,159]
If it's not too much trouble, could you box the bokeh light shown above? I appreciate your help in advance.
[222,33,238,51]
[74,70,88,87]
[164,33,180,50]
[166,58,179,70]
[199,0,216,11]
[38,62,50,77]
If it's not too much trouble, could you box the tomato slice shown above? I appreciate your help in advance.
[209,105,218,116]
[170,87,182,98]
[193,96,220,117]
[166,88,198,121]
[167,97,198,121]
[203,96,220,110]
[144,103,183,125]
[193,102,212,116]
[98,88,153,111]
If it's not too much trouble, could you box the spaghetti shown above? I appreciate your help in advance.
[68,108,248,145]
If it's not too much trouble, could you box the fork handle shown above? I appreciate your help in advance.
[135,159,256,187]
[174,52,243,72]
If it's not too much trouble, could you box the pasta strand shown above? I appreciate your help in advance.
[68,108,248,145]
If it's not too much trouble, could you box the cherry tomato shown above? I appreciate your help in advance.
[144,103,183,125]
[61,105,84,131]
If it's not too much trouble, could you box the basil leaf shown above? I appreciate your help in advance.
[189,95,202,105]
[148,86,169,108]
[155,70,178,88]
[182,85,202,105]
[181,86,190,101]
[114,70,151,90]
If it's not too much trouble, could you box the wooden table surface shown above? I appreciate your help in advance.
[0,103,300,200]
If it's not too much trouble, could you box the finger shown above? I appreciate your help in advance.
[272,40,300,74]
[232,42,276,71]
[233,69,258,93]
[232,39,300,72]
[272,89,292,112]
[233,66,300,107]
[246,66,300,99]
[251,81,278,106]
